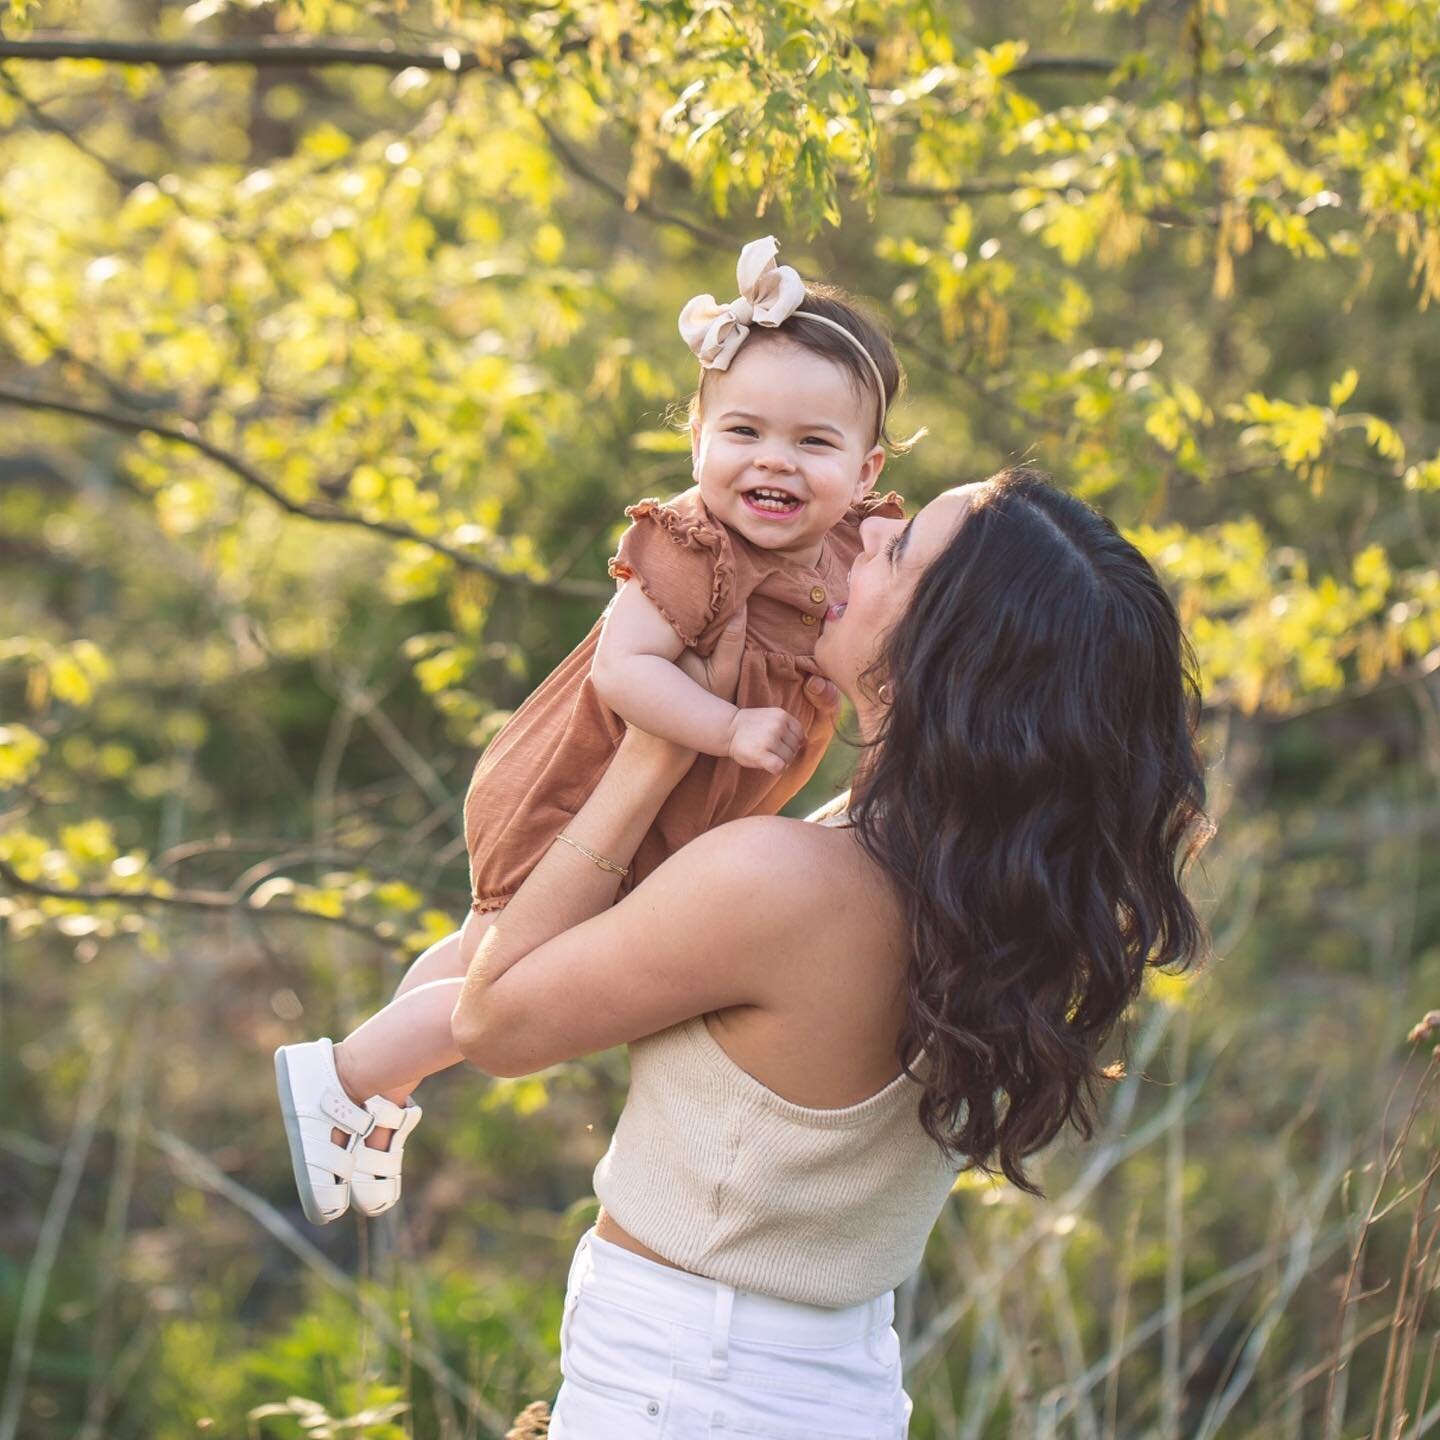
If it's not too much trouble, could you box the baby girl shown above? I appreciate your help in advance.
[275,236,912,1224]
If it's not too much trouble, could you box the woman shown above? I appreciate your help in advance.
[450,465,1211,1438]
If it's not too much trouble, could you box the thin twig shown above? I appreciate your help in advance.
[339,678,465,836]
[520,90,737,253]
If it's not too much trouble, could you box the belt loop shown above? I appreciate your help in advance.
[709,1283,736,1377]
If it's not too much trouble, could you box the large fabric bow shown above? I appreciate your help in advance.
[678,235,807,371]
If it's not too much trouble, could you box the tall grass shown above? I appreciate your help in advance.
[3,712,1437,1436]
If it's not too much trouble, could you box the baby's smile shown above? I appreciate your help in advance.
[742,485,806,519]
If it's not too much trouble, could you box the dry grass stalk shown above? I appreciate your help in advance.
[504,1400,551,1438]
[0,1039,118,1440]
[1321,1012,1440,1440]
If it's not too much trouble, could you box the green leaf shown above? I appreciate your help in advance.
[60,820,118,866]
[1352,544,1391,593]
[0,725,46,785]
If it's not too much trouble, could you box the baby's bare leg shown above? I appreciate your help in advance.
[330,910,495,1149]
[389,922,473,1001]
[333,976,463,1097]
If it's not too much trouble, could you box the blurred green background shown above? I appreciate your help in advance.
[2,0,1439,1435]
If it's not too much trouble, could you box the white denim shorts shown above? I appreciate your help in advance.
[548,1227,912,1439]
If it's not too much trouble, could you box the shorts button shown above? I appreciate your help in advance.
[801,612,817,625]
[809,585,826,603]
[646,1400,660,1417]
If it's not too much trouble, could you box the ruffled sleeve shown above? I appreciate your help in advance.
[822,489,906,574]
[607,488,737,654]
[848,489,906,525]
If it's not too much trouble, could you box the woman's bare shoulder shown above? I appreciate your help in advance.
[689,813,904,938]
[698,811,851,865]
[694,816,911,1058]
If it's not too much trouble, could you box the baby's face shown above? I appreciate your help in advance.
[689,340,886,566]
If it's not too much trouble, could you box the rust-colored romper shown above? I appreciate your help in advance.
[463,486,905,912]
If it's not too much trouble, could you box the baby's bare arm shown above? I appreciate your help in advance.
[591,580,739,755]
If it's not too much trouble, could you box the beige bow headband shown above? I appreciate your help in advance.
[678,235,887,425]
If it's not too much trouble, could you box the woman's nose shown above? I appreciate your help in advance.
[859,516,900,554]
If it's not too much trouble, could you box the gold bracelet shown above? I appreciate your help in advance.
[554,832,630,878]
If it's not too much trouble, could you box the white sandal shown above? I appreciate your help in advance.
[273,1038,376,1225]
[349,1094,423,1218]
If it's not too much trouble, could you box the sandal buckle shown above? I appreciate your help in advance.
[321,1088,375,1137]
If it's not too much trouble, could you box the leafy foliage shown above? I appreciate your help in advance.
[1,0,1438,1434]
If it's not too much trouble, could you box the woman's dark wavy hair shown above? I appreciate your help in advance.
[852,466,1214,1197]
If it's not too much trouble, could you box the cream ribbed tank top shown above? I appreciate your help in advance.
[591,1012,961,1309]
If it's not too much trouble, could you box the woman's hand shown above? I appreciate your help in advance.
[801,671,841,721]
[675,605,747,701]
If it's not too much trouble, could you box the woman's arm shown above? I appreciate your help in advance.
[592,581,804,775]
[452,815,822,1077]
[450,719,691,1059]
[450,618,839,1076]
[451,609,736,1063]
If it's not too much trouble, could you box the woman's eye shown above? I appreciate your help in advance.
[884,532,902,560]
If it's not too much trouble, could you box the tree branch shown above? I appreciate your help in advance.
[0,34,1331,81]
[1249,644,1440,726]
[0,279,174,415]
[0,31,582,74]
[883,179,1218,227]
[0,385,610,599]
[1008,53,1327,79]
[0,69,149,190]
[0,858,395,944]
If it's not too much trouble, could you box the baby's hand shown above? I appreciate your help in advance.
[727,706,804,775]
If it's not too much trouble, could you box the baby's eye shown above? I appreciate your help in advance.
[725,426,831,445]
